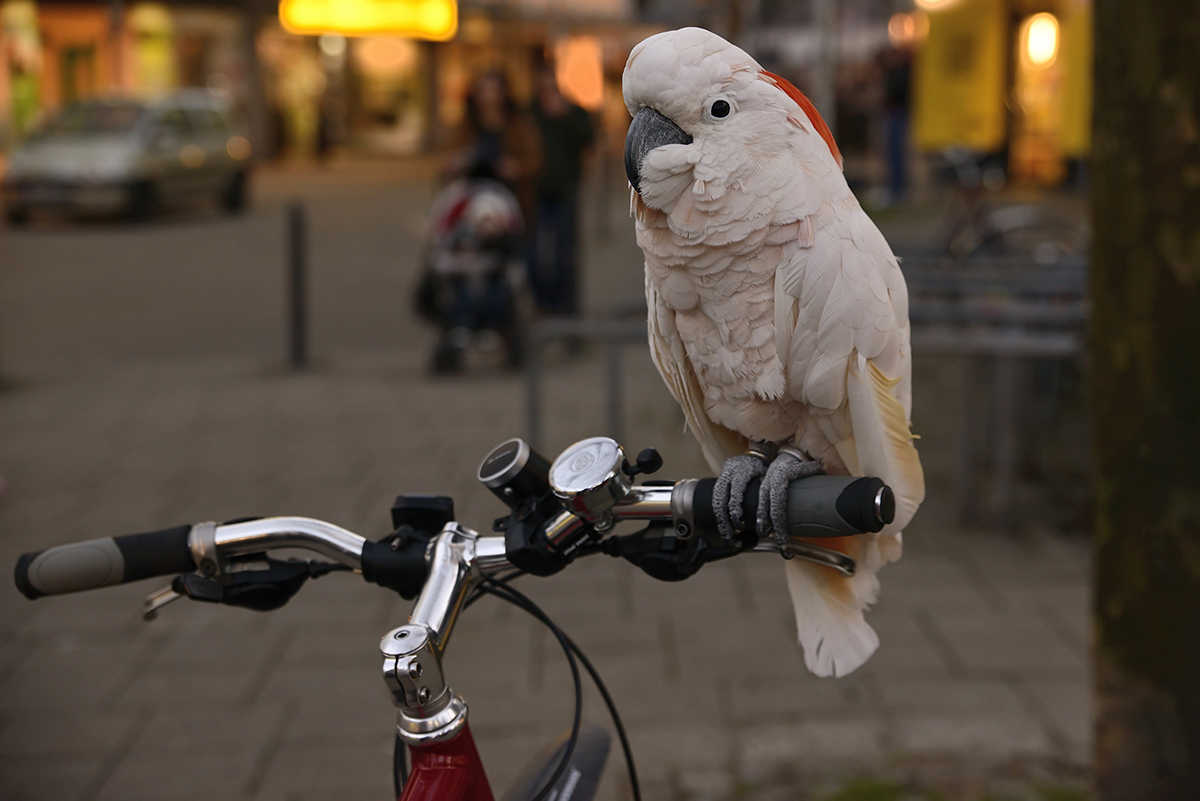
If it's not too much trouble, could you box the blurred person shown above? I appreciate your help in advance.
[530,64,594,316]
[447,70,541,226]
[879,45,912,204]
[424,71,541,373]
[278,45,326,158]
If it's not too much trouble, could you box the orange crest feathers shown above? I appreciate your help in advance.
[759,70,843,170]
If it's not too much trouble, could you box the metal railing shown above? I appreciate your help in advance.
[901,254,1088,527]
[524,317,647,451]
[524,256,1089,528]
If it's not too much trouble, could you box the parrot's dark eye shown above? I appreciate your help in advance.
[711,100,731,118]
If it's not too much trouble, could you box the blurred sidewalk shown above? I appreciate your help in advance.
[0,158,1090,801]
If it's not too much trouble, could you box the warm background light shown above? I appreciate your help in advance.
[888,11,929,47]
[1025,12,1060,67]
[226,136,252,160]
[354,36,420,75]
[318,33,346,58]
[279,0,457,40]
[913,0,960,11]
[554,36,604,111]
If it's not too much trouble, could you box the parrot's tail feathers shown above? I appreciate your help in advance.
[785,558,879,677]
[846,355,925,533]
[879,531,903,564]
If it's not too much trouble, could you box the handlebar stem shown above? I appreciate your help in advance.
[409,523,480,651]
[382,522,484,747]
[381,621,469,747]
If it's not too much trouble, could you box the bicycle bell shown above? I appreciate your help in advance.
[549,436,632,529]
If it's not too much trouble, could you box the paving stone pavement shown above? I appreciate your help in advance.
[0,161,1092,800]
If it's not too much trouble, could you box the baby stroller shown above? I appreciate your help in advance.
[415,179,528,374]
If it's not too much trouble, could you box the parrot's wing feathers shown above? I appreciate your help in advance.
[786,235,902,411]
[775,206,923,677]
[845,355,925,534]
[647,274,746,472]
[784,356,921,678]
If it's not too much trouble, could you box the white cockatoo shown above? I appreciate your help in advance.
[623,28,924,677]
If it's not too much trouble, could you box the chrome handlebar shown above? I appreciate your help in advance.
[194,482,690,583]
[201,516,368,571]
[162,436,887,747]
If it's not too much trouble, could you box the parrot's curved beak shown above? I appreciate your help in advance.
[624,107,693,195]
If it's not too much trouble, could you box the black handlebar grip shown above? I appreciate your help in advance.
[14,525,195,600]
[692,475,894,537]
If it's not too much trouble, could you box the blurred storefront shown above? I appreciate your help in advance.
[264,0,650,158]
[0,0,260,154]
[910,0,1093,186]
[430,3,647,155]
[4,0,1092,180]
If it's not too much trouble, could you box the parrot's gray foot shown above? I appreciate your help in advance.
[713,443,774,542]
[756,446,825,548]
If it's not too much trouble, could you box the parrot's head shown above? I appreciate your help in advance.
[622,27,842,225]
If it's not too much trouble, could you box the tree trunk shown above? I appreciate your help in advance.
[1091,1,1200,799]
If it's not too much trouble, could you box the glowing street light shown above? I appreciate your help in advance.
[1024,12,1059,68]
[279,0,457,41]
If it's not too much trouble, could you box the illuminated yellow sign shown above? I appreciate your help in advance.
[913,0,1007,152]
[279,0,457,40]
[1057,0,1092,157]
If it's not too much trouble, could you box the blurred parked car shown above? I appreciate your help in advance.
[2,91,251,224]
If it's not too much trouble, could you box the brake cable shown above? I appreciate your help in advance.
[464,575,643,801]
[475,579,583,801]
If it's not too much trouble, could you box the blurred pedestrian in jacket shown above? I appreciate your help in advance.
[448,70,542,231]
[530,65,594,316]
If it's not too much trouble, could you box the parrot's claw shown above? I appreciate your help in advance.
[713,451,769,542]
[756,447,825,548]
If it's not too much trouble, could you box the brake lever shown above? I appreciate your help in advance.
[143,585,183,621]
[775,539,857,577]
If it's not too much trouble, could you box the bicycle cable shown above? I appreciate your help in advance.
[477,580,582,801]
[469,577,642,801]
[394,570,643,801]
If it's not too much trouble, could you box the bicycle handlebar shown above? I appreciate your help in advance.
[14,525,195,599]
[13,438,894,603]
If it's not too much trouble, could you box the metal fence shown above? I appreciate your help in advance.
[903,255,1088,526]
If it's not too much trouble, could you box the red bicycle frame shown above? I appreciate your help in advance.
[400,722,494,801]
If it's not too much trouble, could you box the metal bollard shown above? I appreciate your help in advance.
[288,202,308,370]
